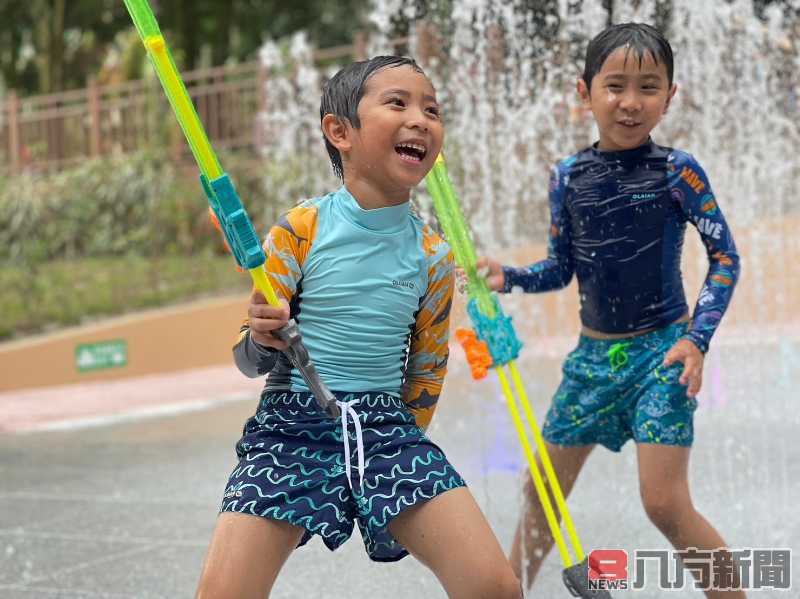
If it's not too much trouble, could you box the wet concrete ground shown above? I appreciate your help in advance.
[0,327,798,598]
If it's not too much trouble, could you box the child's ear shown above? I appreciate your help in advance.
[576,78,591,108]
[663,83,678,114]
[321,114,352,153]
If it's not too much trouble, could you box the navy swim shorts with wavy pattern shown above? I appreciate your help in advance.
[220,390,465,562]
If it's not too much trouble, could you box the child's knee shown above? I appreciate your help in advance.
[456,556,521,599]
[195,577,235,599]
[521,472,554,506]
[640,486,692,531]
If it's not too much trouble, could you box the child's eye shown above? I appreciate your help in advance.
[387,97,405,107]
[426,106,441,118]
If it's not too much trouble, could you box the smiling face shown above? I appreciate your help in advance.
[578,46,677,152]
[322,64,443,207]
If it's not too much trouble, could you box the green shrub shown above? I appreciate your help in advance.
[0,149,301,340]
[0,254,251,340]
[0,149,289,264]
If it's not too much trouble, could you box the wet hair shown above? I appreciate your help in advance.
[320,55,426,180]
[582,22,674,90]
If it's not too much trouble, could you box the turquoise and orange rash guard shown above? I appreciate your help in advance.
[502,140,740,353]
[233,186,454,428]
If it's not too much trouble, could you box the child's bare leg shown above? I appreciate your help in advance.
[509,442,594,588]
[637,444,747,599]
[196,512,305,599]
[388,487,522,599]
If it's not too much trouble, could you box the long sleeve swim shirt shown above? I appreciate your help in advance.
[232,186,454,428]
[502,140,740,353]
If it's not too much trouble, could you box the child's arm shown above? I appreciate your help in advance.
[500,163,575,293]
[670,153,741,354]
[232,208,315,377]
[663,153,740,397]
[401,233,455,430]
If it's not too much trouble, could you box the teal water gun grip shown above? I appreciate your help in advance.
[200,174,265,270]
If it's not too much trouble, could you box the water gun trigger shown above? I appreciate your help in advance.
[455,328,493,380]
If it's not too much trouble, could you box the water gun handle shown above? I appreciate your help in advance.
[273,321,341,417]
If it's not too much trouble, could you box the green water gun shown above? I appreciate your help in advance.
[425,154,611,598]
[123,0,339,417]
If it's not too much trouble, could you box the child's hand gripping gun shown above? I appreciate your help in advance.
[123,0,339,418]
[425,154,612,599]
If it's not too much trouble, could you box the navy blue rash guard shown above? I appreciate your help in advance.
[503,140,740,353]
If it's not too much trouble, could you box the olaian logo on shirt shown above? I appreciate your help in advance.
[392,280,416,290]
[631,192,657,201]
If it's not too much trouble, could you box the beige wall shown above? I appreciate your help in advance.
[0,295,249,393]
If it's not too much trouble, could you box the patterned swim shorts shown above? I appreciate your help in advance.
[220,390,465,561]
[542,322,698,452]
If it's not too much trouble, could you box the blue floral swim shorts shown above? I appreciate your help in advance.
[542,322,698,452]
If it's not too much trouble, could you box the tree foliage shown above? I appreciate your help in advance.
[0,0,369,95]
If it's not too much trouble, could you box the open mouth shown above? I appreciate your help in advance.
[618,120,641,128]
[394,142,428,163]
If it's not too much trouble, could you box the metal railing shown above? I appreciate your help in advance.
[0,31,399,174]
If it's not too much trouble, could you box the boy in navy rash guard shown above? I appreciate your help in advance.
[479,23,744,598]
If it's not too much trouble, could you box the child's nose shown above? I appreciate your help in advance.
[406,106,430,131]
[619,90,642,111]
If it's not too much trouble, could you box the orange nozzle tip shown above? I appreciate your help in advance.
[208,207,222,231]
[454,328,493,378]
[469,367,489,380]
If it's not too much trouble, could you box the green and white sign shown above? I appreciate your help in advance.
[75,339,128,372]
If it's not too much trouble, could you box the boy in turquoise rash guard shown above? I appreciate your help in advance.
[196,56,522,599]
[479,24,744,598]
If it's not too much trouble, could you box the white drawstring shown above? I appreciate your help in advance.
[336,399,365,491]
